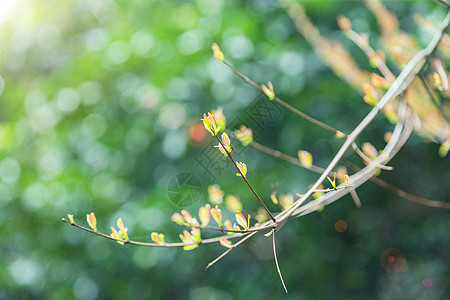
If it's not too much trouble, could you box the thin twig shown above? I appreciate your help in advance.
[343,160,450,209]
[349,189,362,208]
[351,142,393,171]
[278,10,450,224]
[344,29,395,82]
[221,60,347,138]
[205,231,258,270]
[215,135,276,222]
[250,137,447,210]
[62,219,248,247]
[437,0,450,9]
[273,231,288,293]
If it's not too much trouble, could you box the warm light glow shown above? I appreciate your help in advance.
[334,219,347,233]
[189,123,207,142]
[380,248,408,273]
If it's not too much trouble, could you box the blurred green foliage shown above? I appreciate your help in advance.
[0,0,449,299]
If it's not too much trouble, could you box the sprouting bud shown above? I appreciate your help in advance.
[261,81,275,101]
[298,150,313,168]
[86,212,97,232]
[264,229,274,237]
[255,207,269,223]
[190,227,201,241]
[202,112,221,136]
[371,73,390,89]
[212,43,224,62]
[199,204,211,228]
[211,205,222,227]
[181,210,193,225]
[216,132,232,157]
[225,195,242,212]
[362,142,378,160]
[255,208,268,223]
[362,83,375,96]
[220,237,233,248]
[110,227,125,245]
[279,194,294,209]
[171,213,185,226]
[363,94,378,106]
[235,211,249,231]
[438,139,450,158]
[433,72,444,91]
[235,125,253,146]
[180,230,199,250]
[235,162,247,178]
[337,15,351,32]
[151,232,165,244]
[344,175,349,187]
[212,107,226,130]
[327,173,337,190]
[67,214,74,224]
[335,131,346,139]
[233,223,241,231]
[368,51,386,68]
[190,218,200,229]
[313,184,324,199]
[117,218,129,241]
[208,184,224,205]
[384,132,393,143]
[270,191,279,205]
[221,132,232,152]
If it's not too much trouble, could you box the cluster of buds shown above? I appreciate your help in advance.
[235,125,253,146]
[87,212,97,232]
[362,83,378,106]
[151,232,165,245]
[235,211,250,231]
[235,162,247,178]
[208,184,224,205]
[362,142,378,160]
[212,107,226,130]
[261,81,275,101]
[202,112,221,136]
[371,73,390,89]
[110,218,129,245]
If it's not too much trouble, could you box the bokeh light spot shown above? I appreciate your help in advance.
[334,219,347,233]
[176,30,204,55]
[140,91,159,109]
[129,31,154,56]
[422,278,432,288]
[189,123,207,142]
[380,248,408,273]
[106,41,131,65]
[159,102,186,130]
[0,157,21,183]
[56,88,80,113]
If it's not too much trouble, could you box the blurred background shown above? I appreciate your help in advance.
[0,0,449,299]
